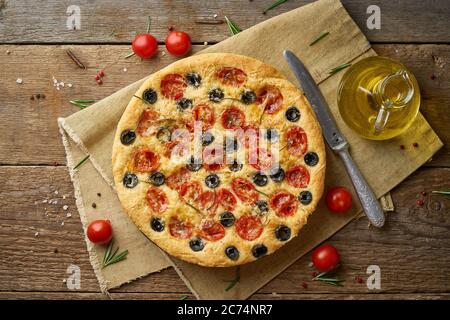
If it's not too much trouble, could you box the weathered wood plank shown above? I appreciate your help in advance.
[1,292,450,300]
[0,1,449,43]
[1,166,449,296]
[0,44,448,166]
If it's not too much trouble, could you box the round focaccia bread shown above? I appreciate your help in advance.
[112,53,325,267]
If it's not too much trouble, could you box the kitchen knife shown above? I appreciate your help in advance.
[283,50,385,228]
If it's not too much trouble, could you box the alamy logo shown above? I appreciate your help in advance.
[66,264,81,290]
[366,265,381,290]
[66,5,81,30]
[366,5,381,30]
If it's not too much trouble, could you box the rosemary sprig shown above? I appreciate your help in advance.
[124,51,135,59]
[329,63,352,75]
[263,0,288,14]
[432,189,450,198]
[185,201,201,214]
[309,31,330,46]
[69,99,96,109]
[179,294,189,300]
[312,270,345,286]
[133,94,151,104]
[102,240,129,268]
[73,155,90,170]
[255,189,269,198]
[224,16,241,36]
[224,267,241,291]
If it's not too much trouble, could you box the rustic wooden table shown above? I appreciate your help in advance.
[0,0,449,300]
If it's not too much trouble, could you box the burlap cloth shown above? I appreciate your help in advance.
[58,0,442,299]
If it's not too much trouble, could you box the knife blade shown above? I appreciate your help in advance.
[283,50,385,227]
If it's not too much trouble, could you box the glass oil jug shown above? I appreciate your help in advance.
[337,56,421,140]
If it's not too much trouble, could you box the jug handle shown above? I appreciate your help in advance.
[372,70,414,135]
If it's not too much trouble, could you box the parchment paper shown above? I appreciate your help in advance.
[58,0,443,299]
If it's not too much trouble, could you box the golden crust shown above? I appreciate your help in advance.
[112,53,326,267]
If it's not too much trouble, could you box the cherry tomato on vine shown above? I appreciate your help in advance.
[132,33,158,59]
[87,220,113,244]
[311,244,340,272]
[325,186,353,213]
[165,31,191,56]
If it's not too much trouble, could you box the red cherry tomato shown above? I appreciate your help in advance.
[132,33,158,59]
[165,31,191,56]
[87,220,113,245]
[311,244,340,272]
[326,186,353,213]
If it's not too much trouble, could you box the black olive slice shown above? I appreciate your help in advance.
[120,129,136,145]
[220,211,235,227]
[252,244,268,258]
[304,152,319,166]
[185,72,202,88]
[205,174,220,188]
[229,160,243,172]
[298,191,312,205]
[240,90,256,104]
[189,237,205,252]
[123,172,138,188]
[151,217,164,232]
[201,131,215,146]
[186,156,203,172]
[208,88,224,103]
[275,225,291,241]
[252,172,268,187]
[269,167,285,182]
[254,200,269,215]
[285,106,301,122]
[225,246,240,261]
[149,171,165,186]
[143,89,158,104]
[176,98,193,112]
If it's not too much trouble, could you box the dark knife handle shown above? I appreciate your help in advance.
[337,146,385,227]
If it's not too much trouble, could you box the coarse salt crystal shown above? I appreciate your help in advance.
[42,199,48,203]
[34,232,39,237]
[66,213,72,218]
[204,41,208,45]
[63,279,66,283]
[67,83,73,88]
[63,205,69,211]
[52,200,58,204]
[213,14,218,18]
[308,262,314,268]
[53,78,57,84]
[6,50,11,54]
[61,221,65,226]
[60,82,65,87]
[56,87,60,91]
[63,195,66,199]
[54,190,59,195]
[16,78,23,84]
[123,67,127,72]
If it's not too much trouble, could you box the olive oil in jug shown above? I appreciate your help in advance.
[337,56,421,140]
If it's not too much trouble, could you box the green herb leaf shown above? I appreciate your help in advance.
[179,295,189,300]
[70,100,96,109]
[263,0,288,14]
[146,16,152,33]
[329,62,352,75]
[124,51,135,59]
[73,155,90,170]
[312,270,345,286]
[309,31,330,46]
[432,189,450,198]
[224,267,240,291]
[102,240,129,268]
[224,16,241,36]
[133,94,151,104]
